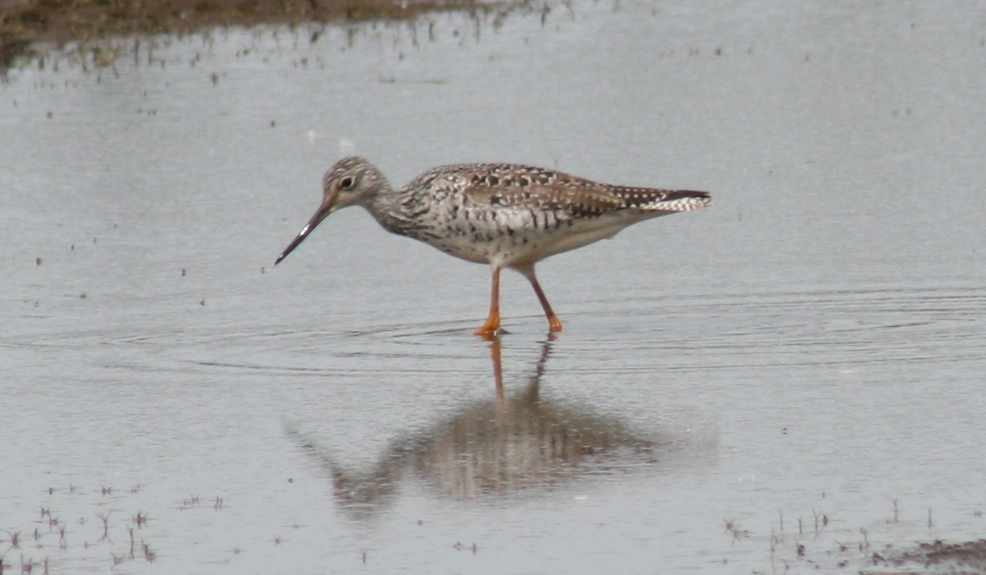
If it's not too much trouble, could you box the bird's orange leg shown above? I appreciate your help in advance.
[517,265,563,333]
[475,267,501,336]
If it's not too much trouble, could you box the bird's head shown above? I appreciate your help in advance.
[275,157,387,265]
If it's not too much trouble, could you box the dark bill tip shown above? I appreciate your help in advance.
[276,198,334,265]
[275,223,314,265]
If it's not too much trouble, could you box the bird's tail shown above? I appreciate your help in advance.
[658,190,712,212]
[613,187,712,212]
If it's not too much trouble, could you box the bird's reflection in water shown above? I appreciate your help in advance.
[287,337,670,520]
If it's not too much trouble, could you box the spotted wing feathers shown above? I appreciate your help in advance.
[449,164,710,218]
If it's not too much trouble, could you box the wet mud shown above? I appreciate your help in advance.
[866,539,986,575]
[0,0,516,69]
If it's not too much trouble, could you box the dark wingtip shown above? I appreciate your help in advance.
[676,189,711,199]
[664,190,712,206]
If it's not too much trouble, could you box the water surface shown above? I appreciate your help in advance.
[2,1,985,573]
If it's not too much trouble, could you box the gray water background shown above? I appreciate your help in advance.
[2,1,985,573]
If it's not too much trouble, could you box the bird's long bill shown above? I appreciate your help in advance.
[275,201,332,265]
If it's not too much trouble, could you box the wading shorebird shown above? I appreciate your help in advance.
[276,157,711,336]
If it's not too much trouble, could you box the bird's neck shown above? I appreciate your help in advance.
[363,181,411,236]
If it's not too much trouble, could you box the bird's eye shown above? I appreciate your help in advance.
[340,176,354,190]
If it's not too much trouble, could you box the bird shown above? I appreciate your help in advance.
[275,157,711,336]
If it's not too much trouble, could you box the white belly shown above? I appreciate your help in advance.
[419,209,662,269]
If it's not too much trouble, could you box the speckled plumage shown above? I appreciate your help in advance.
[276,157,711,335]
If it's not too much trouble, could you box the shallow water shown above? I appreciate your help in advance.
[2,1,986,573]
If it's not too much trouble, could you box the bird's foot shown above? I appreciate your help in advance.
[474,314,501,338]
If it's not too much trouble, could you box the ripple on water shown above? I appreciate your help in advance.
[558,284,986,374]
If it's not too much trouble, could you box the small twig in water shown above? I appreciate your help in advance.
[96,513,111,542]
[723,519,749,542]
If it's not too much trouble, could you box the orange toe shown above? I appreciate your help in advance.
[474,313,501,337]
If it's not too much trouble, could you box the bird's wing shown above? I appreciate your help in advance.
[456,165,709,218]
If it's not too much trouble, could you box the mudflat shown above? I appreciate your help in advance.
[1,0,487,66]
